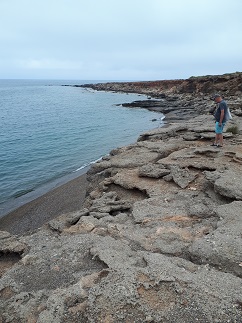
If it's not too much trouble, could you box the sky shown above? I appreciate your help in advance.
[0,0,241,81]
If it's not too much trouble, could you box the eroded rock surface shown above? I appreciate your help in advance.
[1,77,242,322]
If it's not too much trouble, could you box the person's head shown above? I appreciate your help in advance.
[213,94,222,103]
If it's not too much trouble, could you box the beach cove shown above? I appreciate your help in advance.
[0,80,166,219]
[1,72,242,322]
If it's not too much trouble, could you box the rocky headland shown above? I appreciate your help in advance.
[1,72,242,322]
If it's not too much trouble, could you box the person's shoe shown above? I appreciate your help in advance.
[216,144,223,148]
[210,143,217,146]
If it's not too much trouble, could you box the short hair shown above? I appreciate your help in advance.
[213,94,221,99]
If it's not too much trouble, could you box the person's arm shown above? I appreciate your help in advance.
[219,109,224,125]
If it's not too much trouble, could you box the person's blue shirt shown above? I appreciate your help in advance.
[214,100,228,123]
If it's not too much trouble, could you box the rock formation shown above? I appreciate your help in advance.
[80,72,242,123]
[80,72,242,97]
[1,73,242,322]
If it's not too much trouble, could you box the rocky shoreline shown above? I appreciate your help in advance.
[79,72,242,123]
[1,72,242,322]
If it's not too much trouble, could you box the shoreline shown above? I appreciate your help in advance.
[0,166,90,219]
[1,73,241,235]
[1,74,242,322]
[0,171,88,236]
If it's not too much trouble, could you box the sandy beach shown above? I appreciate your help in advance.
[1,73,242,322]
[0,173,87,236]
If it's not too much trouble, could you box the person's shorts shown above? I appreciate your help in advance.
[215,122,226,134]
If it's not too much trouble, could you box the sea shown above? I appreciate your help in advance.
[0,79,164,217]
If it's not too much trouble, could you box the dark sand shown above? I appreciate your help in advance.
[0,173,87,236]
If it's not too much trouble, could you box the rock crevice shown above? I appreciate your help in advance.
[1,73,242,322]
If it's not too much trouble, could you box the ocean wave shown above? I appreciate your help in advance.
[73,156,104,172]
[12,188,34,199]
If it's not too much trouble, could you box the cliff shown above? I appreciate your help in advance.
[81,72,242,122]
[81,72,242,96]
[1,73,242,322]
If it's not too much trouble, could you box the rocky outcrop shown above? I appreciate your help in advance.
[80,72,242,97]
[1,75,242,322]
[78,72,242,122]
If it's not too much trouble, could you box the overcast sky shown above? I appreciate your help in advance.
[0,0,241,81]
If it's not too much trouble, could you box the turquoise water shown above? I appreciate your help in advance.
[0,79,163,216]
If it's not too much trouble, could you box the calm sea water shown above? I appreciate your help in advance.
[0,79,163,216]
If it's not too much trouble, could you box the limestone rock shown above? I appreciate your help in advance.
[169,165,198,188]
[214,170,242,200]
[138,163,170,178]
[205,169,242,200]
[189,201,242,277]
[48,209,89,232]
[1,76,242,322]
[89,191,132,214]
[138,124,188,141]
[0,231,26,254]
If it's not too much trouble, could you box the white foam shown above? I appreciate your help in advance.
[74,164,88,172]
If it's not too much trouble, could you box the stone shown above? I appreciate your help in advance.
[138,163,170,178]
[0,231,11,239]
[169,165,198,188]
[206,169,242,200]
[89,191,132,214]
[189,201,242,277]
[0,232,27,254]
[1,75,242,322]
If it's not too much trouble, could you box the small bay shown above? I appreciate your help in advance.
[0,79,163,216]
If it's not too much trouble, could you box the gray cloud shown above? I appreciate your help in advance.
[0,0,241,80]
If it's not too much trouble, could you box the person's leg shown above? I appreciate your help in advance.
[217,123,226,146]
[215,133,220,144]
[217,133,223,146]
[212,122,220,145]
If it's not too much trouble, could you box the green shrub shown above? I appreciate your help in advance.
[226,125,239,135]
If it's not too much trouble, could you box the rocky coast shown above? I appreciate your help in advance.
[1,72,242,322]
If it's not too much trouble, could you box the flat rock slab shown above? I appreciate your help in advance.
[110,168,178,197]
[169,165,198,188]
[138,163,170,178]
[91,146,160,171]
[86,237,242,322]
[132,196,188,224]
[132,196,208,254]
[213,169,242,200]
[189,201,242,277]
[158,147,217,171]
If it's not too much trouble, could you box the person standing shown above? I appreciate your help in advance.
[211,94,228,147]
